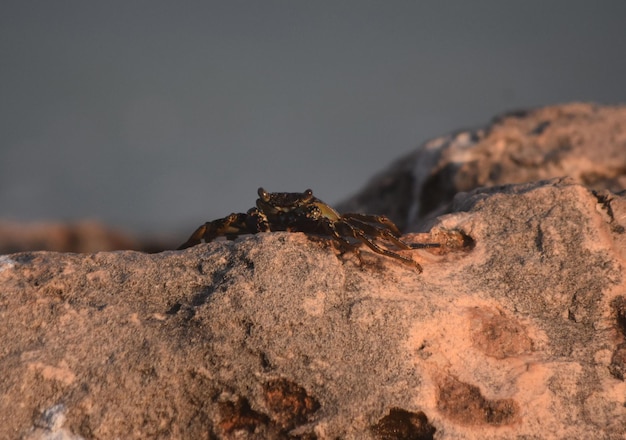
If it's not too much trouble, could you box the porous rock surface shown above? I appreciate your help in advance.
[1,178,625,439]
[338,102,626,231]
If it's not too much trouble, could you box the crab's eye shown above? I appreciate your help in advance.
[304,189,313,198]
[258,187,270,202]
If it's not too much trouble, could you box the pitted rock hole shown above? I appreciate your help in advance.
[609,296,626,380]
[469,308,533,359]
[218,397,269,434]
[263,378,320,430]
[371,407,436,440]
[437,375,519,426]
[613,296,626,337]
[216,380,319,437]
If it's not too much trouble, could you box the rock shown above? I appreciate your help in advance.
[0,220,175,254]
[1,178,625,439]
[0,220,139,254]
[337,102,626,231]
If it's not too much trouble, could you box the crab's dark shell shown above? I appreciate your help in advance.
[178,187,438,271]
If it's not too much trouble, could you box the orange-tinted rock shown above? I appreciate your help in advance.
[0,220,175,254]
[338,103,626,231]
[1,179,625,439]
[0,220,138,253]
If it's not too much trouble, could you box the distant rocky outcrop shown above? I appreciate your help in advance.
[0,220,173,254]
[337,102,626,231]
[1,178,625,439]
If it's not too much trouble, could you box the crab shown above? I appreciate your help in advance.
[178,188,438,271]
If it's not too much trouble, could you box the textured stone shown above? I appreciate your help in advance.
[1,178,625,439]
[337,102,626,231]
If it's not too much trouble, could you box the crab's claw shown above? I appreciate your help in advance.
[177,223,209,249]
[177,213,251,249]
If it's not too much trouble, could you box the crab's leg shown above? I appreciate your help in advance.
[244,207,270,234]
[343,217,410,248]
[341,213,402,236]
[318,220,367,265]
[332,221,424,272]
[355,233,423,271]
[343,216,441,251]
[177,213,250,250]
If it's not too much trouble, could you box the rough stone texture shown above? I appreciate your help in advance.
[1,178,625,439]
[337,102,626,231]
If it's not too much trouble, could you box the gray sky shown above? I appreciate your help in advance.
[2,1,626,236]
